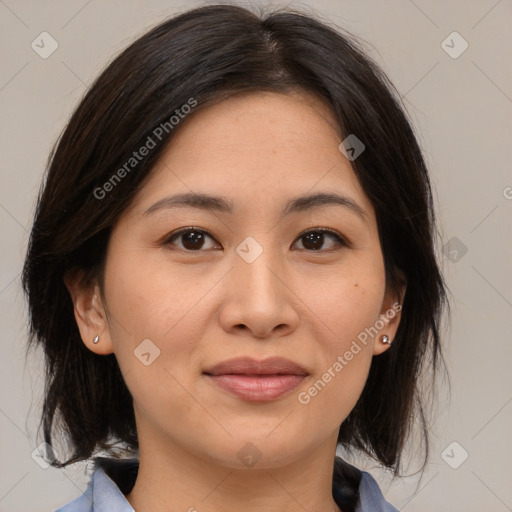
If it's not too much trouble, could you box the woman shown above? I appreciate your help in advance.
[22,4,449,512]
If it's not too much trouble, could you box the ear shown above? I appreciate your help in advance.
[372,271,407,356]
[63,269,114,355]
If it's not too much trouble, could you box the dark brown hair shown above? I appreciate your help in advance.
[22,1,449,502]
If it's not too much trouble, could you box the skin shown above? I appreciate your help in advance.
[66,90,405,512]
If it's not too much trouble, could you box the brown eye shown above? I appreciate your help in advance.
[163,227,348,253]
[293,229,348,251]
[165,228,219,251]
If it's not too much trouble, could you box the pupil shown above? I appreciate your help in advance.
[183,231,204,250]
[304,232,323,250]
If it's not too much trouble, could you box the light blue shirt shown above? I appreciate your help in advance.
[55,461,398,512]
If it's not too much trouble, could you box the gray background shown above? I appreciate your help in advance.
[1,0,511,511]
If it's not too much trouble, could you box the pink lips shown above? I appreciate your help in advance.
[203,356,308,402]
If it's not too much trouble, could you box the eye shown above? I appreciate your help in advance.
[292,228,349,252]
[163,227,349,252]
[163,227,219,251]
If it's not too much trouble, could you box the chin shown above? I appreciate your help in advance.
[202,435,310,471]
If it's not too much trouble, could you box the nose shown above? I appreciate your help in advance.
[218,241,300,339]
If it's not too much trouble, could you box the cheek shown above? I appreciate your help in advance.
[295,262,384,416]
[103,241,218,341]
[301,256,385,347]
[100,247,208,400]
[297,317,376,435]
[101,249,210,420]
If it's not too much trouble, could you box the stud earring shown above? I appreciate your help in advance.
[381,335,391,344]
[93,335,100,344]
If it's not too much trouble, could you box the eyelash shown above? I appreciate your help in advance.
[163,227,350,253]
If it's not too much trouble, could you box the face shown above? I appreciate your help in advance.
[68,90,404,470]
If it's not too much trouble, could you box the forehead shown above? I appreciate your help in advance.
[168,90,342,160]
[128,91,374,219]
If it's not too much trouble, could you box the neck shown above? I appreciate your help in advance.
[125,431,343,512]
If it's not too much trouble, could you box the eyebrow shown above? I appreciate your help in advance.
[143,191,367,222]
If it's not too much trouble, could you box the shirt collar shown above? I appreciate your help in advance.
[55,466,135,512]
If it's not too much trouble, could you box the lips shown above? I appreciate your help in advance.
[203,356,308,377]
[203,356,308,401]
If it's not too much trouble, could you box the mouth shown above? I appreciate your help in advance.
[203,356,308,402]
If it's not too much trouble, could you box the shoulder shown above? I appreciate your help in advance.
[54,485,94,512]
[356,471,399,512]
[333,457,398,512]
[54,461,136,512]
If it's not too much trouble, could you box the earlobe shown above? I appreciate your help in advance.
[373,333,395,356]
[373,277,406,356]
[63,270,114,355]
